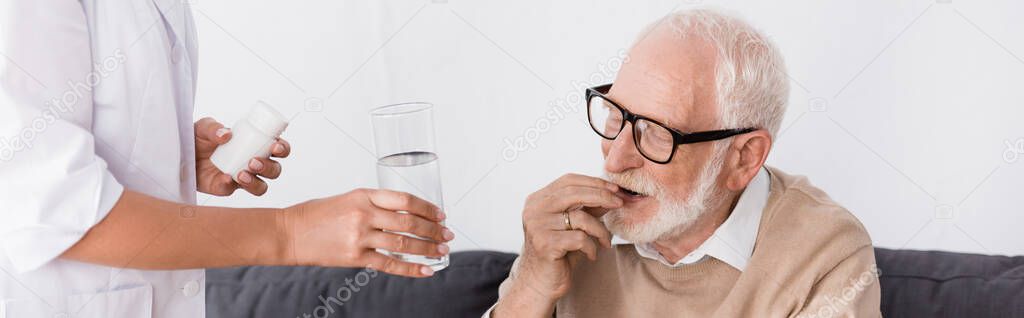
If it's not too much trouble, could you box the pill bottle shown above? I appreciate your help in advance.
[211,101,289,182]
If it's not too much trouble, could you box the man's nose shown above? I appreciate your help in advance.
[604,123,645,173]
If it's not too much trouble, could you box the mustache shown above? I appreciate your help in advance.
[604,170,662,197]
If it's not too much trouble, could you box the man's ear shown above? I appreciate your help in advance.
[723,129,771,191]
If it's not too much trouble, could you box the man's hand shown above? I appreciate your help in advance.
[494,174,623,317]
[283,188,455,277]
[194,117,291,196]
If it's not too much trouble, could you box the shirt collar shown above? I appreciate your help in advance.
[611,167,771,271]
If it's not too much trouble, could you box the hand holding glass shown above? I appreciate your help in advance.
[370,102,449,272]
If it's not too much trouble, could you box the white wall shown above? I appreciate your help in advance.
[190,0,1024,256]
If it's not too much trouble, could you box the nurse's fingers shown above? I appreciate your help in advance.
[247,158,282,179]
[365,231,448,259]
[270,138,290,158]
[196,171,240,197]
[236,171,269,196]
[367,189,444,222]
[195,117,231,145]
[361,251,435,277]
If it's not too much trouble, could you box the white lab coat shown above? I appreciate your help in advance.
[0,0,204,317]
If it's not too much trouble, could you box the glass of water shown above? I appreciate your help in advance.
[370,102,449,272]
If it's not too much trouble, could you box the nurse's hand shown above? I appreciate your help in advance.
[283,188,454,277]
[193,117,291,196]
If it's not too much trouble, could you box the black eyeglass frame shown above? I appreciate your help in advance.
[585,83,756,164]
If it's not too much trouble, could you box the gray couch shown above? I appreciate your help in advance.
[206,248,1024,317]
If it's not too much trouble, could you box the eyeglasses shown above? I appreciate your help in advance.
[586,83,755,164]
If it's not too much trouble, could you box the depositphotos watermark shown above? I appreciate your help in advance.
[0,49,127,162]
[501,50,630,162]
[294,267,379,318]
[798,264,880,318]
[1002,137,1023,163]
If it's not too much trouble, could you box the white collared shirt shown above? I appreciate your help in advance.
[1,0,203,317]
[611,167,771,271]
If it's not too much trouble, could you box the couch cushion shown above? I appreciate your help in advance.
[875,247,1024,317]
[206,251,516,318]
[209,248,1024,317]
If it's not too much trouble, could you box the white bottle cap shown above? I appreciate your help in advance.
[247,101,289,137]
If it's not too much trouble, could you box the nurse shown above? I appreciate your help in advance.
[0,1,452,317]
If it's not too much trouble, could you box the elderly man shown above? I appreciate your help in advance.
[486,8,880,318]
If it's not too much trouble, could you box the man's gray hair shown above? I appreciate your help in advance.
[635,8,790,138]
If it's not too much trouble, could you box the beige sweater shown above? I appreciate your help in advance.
[496,167,881,317]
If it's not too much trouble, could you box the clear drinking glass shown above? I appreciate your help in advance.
[370,102,449,272]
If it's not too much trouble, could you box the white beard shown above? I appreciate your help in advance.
[602,145,726,243]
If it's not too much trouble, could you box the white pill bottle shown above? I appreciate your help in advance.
[211,101,289,181]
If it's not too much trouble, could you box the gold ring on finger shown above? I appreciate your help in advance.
[563,211,573,231]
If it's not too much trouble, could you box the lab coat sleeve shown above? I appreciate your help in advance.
[0,0,125,272]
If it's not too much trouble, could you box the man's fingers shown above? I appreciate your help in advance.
[565,209,613,248]
[551,230,599,261]
[547,186,623,212]
[371,209,451,242]
[551,173,619,192]
[582,206,612,218]
[362,251,434,277]
[366,231,448,258]
[236,171,268,196]
[248,158,282,179]
[367,189,443,222]
[195,117,231,144]
[270,138,291,158]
